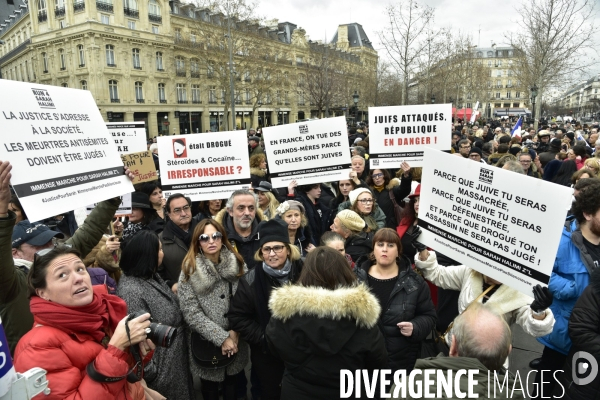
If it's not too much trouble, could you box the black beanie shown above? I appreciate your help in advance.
[258,219,289,248]
[550,138,562,149]
[566,132,575,142]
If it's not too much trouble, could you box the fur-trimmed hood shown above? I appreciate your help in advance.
[269,284,380,329]
[386,177,400,190]
[250,167,266,177]
[188,247,245,296]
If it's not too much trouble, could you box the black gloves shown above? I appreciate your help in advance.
[406,226,427,252]
[530,285,553,312]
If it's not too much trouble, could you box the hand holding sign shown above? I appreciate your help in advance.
[0,161,12,213]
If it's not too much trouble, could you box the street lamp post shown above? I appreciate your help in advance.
[531,85,538,127]
[353,91,359,125]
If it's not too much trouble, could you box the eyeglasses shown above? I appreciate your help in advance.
[199,232,223,243]
[35,243,73,258]
[372,173,384,179]
[171,205,191,214]
[358,198,374,204]
[262,245,285,255]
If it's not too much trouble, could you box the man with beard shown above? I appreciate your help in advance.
[530,181,600,397]
[215,189,263,267]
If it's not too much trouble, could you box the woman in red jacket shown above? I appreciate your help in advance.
[14,246,156,400]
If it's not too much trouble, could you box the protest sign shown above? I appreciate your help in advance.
[157,131,251,201]
[86,193,132,217]
[369,104,452,168]
[0,317,16,397]
[121,151,157,184]
[417,148,573,296]
[262,117,352,188]
[106,122,147,154]
[0,81,134,222]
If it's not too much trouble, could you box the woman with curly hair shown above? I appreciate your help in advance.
[249,153,269,188]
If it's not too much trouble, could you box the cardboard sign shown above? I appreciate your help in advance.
[121,151,157,184]
[0,81,134,222]
[157,131,251,201]
[417,148,573,296]
[106,122,147,154]
[262,117,352,188]
[86,193,132,216]
[369,104,452,168]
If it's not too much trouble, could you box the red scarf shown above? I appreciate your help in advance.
[30,285,127,343]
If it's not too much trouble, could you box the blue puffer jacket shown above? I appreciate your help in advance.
[538,218,597,354]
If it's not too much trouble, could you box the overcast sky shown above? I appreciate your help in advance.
[257,0,600,84]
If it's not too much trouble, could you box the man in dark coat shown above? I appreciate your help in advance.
[215,189,263,268]
[539,138,562,168]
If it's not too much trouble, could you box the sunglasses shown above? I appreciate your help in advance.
[35,243,73,258]
[199,232,223,243]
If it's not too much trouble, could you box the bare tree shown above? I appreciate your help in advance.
[507,0,598,128]
[378,0,436,105]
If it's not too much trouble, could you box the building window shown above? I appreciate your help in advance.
[506,92,511,99]
[156,52,163,71]
[158,83,166,103]
[101,14,110,25]
[192,85,200,103]
[149,0,160,15]
[132,48,141,69]
[152,25,159,34]
[497,60,502,68]
[80,80,87,90]
[177,83,187,103]
[106,45,115,66]
[59,49,66,70]
[516,92,521,98]
[135,81,144,102]
[298,91,305,105]
[124,0,138,17]
[128,20,135,30]
[508,50,513,57]
[190,32,196,44]
[58,19,66,28]
[245,89,251,104]
[496,70,501,77]
[174,28,181,41]
[109,80,119,102]
[221,89,226,104]
[61,83,68,87]
[39,0,47,11]
[175,56,185,77]
[78,44,85,67]
[507,79,512,87]
[191,59,199,77]
[487,51,493,57]
[496,92,500,99]
[209,87,216,103]
[42,52,48,72]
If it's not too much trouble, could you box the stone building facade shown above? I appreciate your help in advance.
[0,0,377,138]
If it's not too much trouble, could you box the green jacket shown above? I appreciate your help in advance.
[0,197,121,356]
[337,199,386,231]
[392,355,525,400]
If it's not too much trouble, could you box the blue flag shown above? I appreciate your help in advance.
[511,116,523,137]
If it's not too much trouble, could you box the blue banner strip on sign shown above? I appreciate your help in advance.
[418,218,550,284]
[12,166,125,197]
[270,163,351,178]
[161,178,252,191]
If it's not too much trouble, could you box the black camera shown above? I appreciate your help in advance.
[128,311,178,348]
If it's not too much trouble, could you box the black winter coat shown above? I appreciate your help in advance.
[291,192,331,243]
[345,231,374,263]
[370,176,412,229]
[355,256,437,372]
[265,284,388,400]
[558,268,600,399]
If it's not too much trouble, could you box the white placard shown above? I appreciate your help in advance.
[262,117,352,188]
[418,148,573,296]
[369,104,452,168]
[157,131,251,201]
[106,122,147,154]
[86,193,132,216]
[0,81,134,222]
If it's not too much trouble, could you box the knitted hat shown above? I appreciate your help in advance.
[348,187,372,206]
[566,132,575,142]
[550,138,562,149]
[469,147,482,156]
[508,145,522,156]
[336,209,366,233]
[258,219,290,248]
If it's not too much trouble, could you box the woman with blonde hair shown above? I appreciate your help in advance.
[255,181,280,221]
[583,157,600,177]
[229,219,303,400]
[178,219,249,400]
[275,200,315,256]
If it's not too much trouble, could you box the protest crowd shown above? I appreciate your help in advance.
[3,114,600,400]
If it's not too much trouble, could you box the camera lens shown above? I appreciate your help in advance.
[147,322,178,348]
